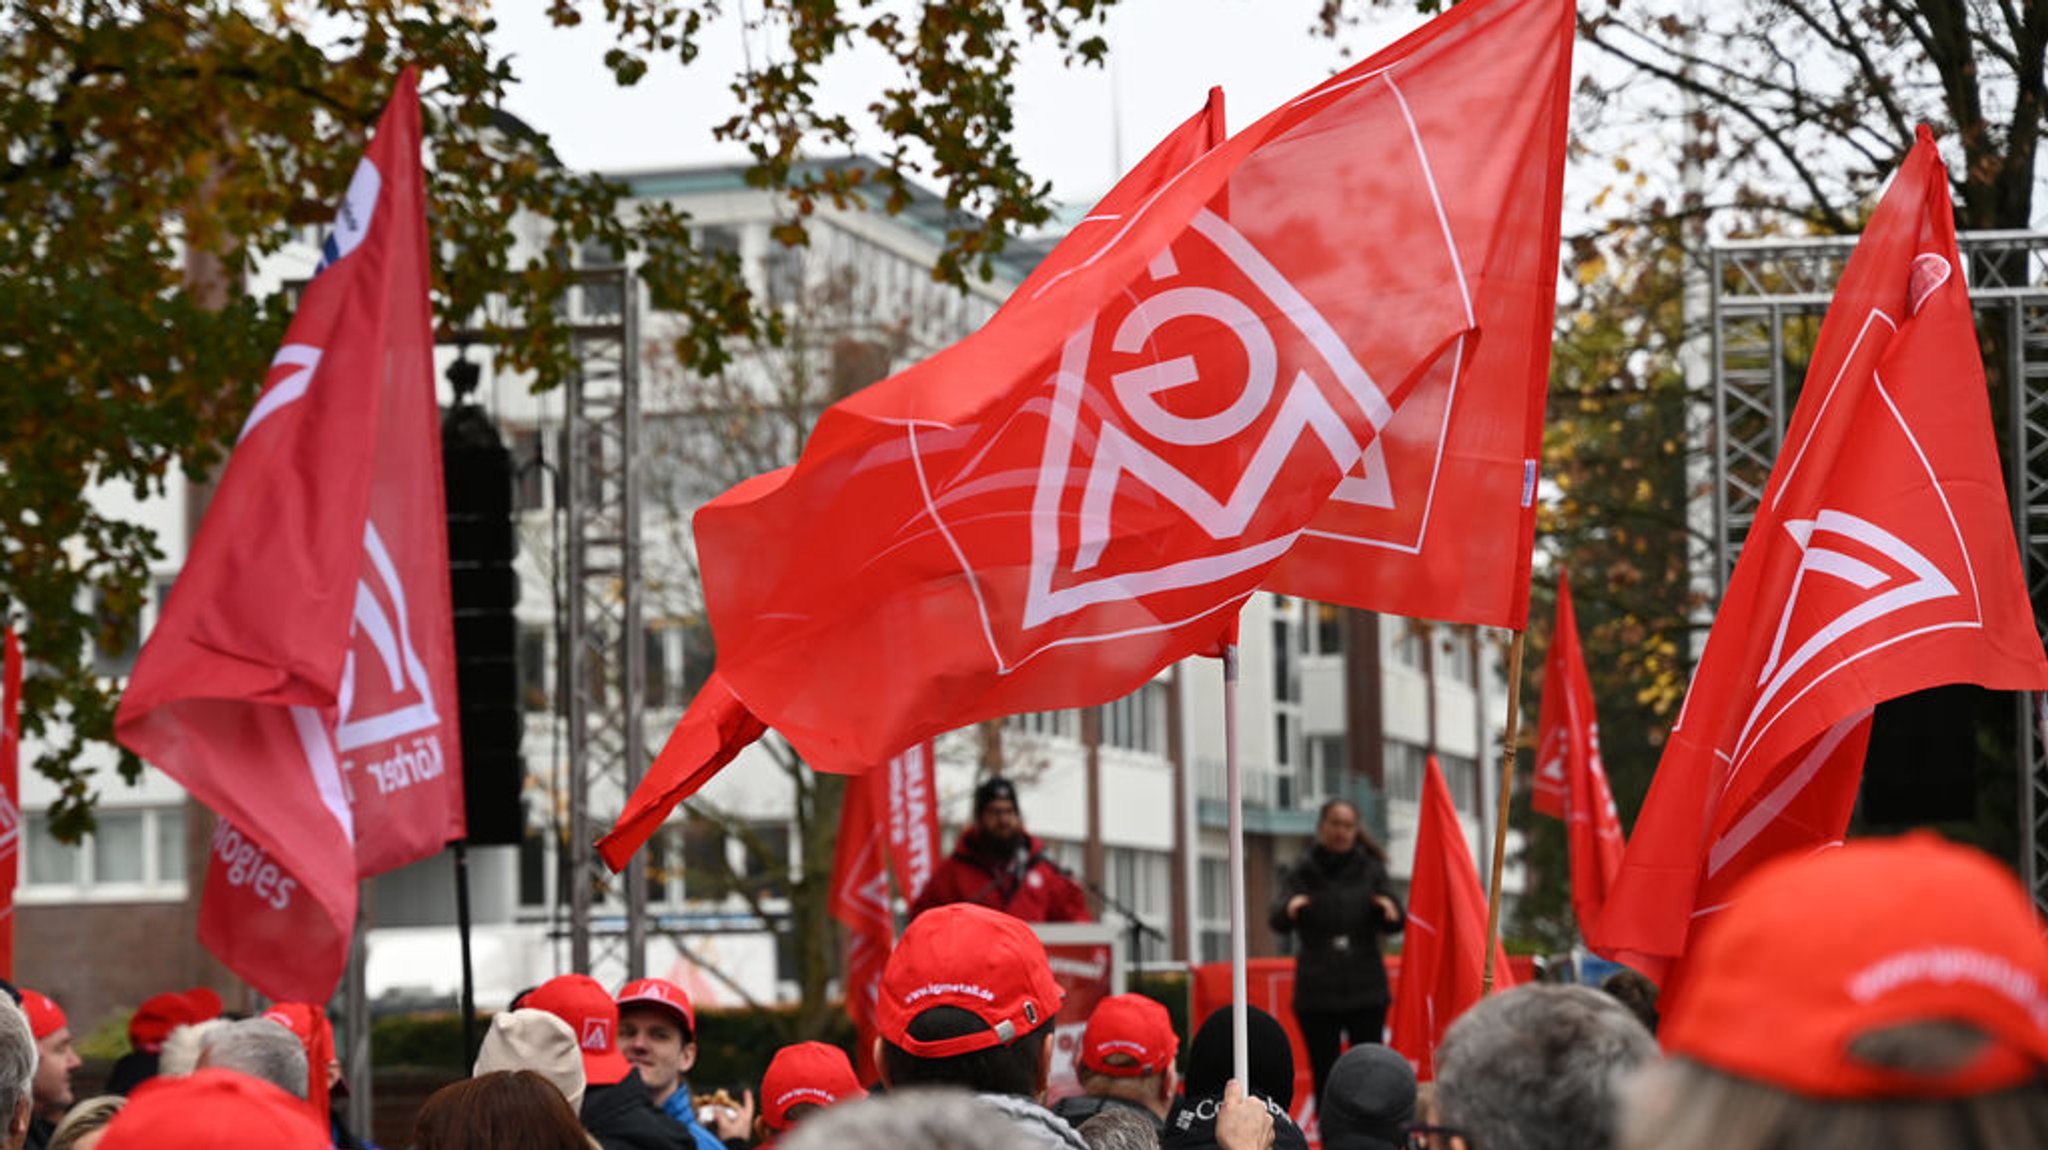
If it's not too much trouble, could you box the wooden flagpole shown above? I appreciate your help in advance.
[1481,629,1527,995]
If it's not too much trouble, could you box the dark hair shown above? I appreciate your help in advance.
[1600,968,1660,1036]
[414,1070,592,1150]
[880,1006,1052,1097]
[1316,798,1387,865]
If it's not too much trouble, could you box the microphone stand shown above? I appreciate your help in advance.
[1065,865,1169,990]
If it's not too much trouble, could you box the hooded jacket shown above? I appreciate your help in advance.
[1269,843,1404,1011]
[581,1071,694,1150]
[909,829,1089,922]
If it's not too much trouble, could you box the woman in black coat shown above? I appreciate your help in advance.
[1269,798,1404,1113]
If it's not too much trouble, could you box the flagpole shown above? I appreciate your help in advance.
[1224,638,1249,1087]
[1481,629,1527,995]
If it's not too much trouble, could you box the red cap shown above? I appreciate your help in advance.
[876,904,1063,1058]
[20,990,65,1040]
[761,1042,865,1131]
[130,989,223,1054]
[1079,994,1177,1077]
[96,1068,329,1150]
[185,988,224,1019]
[1664,832,2048,1100]
[617,977,697,1037]
[525,974,633,1086]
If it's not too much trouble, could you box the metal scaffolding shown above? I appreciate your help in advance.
[562,266,648,980]
[1705,231,2048,913]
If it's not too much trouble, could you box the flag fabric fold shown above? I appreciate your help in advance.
[1587,126,2048,985]
[829,769,894,1082]
[883,742,941,906]
[596,673,767,872]
[1388,755,1515,1081]
[1530,573,1624,933]
[115,69,464,1001]
[698,0,1575,776]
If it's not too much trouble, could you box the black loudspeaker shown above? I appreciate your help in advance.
[443,394,525,847]
[1861,683,1981,826]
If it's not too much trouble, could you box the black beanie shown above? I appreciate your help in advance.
[1182,1005,1296,1109]
[1320,1044,1415,1149]
[974,776,1019,816]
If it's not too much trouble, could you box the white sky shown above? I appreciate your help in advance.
[488,2,1433,205]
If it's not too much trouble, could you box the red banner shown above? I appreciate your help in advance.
[1530,573,1624,933]
[1589,128,2048,985]
[884,742,940,905]
[116,69,463,1001]
[0,628,20,979]
[1041,937,1117,1102]
[830,771,893,1081]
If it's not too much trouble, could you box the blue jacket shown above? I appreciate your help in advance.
[660,1079,727,1150]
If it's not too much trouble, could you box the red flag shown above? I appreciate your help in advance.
[883,742,941,905]
[1587,127,2048,984]
[698,0,1575,774]
[0,628,20,979]
[1530,573,1624,933]
[115,69,463,1001]
[1388,756,1515,1081]
[830,771,894,1082]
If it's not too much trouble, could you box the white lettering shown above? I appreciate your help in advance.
[211,822,297,911]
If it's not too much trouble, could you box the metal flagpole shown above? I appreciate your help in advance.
[1481,630,1527,994]
[1224,638,1249,1085]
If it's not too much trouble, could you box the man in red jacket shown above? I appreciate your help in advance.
[910,778,1090,922]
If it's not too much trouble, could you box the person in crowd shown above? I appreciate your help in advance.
[910,778,1089,922]
[873,902,1086,1150]
[195,1017,310,1100]
[262,1002,373,1150]
[1620,833,2048,1150]
[1052,995,1179,1134]
[93,1068,328,1150]
[1267,799,1402,1110]
[1166,1007,1302,1150]
[1318,1045,1414,1150]
[105,989,220,1096]
[20,991,80,1150]
[1076,1106,1158,1150]
[413,1070,599,1150]
[778,1090,1054,1150]
[527,973,694,1150]
[46,1097,121,1150]
[757,1042,864,1142]
[616,978,751,1150]
[1430,984,1655,1150]
[476,1009,589,1115]
[0,995,36,1150]
[1598,969,1658,1037]
[155,1019,224,1078]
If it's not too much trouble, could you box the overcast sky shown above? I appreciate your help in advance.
[488,2,1433,205]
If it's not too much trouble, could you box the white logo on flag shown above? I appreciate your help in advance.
[316,158,383,274]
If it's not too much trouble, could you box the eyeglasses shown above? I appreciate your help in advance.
[1403,1123,1472,1150]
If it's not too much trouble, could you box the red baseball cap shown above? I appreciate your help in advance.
[130,989,222,1054]
[1663,832,2048,1100]
[96,1068,329,1150]
[876,904,1064,1058]
[1079,994,1178,1077]
[20,990,65,1040]
[524,974,633,1086]
[617,977,697,1037]
[760,1042,865,1131]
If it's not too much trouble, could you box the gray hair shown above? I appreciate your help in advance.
[159,1019,227,1078]
[782,1089,1052,1150]
[1622,1026,2048,1150]
[197,1018,309,1100]
[48,1096,124,1150]
[1435,983,1658,1150]
[1077,1106,1158,1150]
[0,997,32,1130]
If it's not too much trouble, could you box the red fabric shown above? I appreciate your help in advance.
[909,831,1091,923]
[693,0,1575,775]
[98,1069,330,1150]
[130,989,220,1053]
[525,974,633,1086]
[20,989,64,1040]
[1387,757,1515,1081]
[760,1041,865,1131]
[1530,573,1625,933]
[1078,993,1178,1077]
[0,629,18,980]
[617,977,699,1036]
[874,903,1064,1058]
[1587,128,2048,985]
[260,1002,335,1129]
[830,770,892,1081]
[596,673,767,872]
[883,742,942,906]
[115,69,463,1003]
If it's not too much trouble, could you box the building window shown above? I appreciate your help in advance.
[1441,630,1476,686]
[1391,621,1428,670]
[1311,603,1344,657]
[21,806,189,903]
[1439,752,1480,814]
[1007,709,1079,741]
[1383,741,1426,804]
[1104,847,1173,963]
[1198,857,1232,964]
[1100,682,1167,755]
[1308,734,1348,804]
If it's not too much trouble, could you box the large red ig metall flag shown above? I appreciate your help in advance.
[117,69,463,1002]
[695,0,1574,776]
[1530,572,1625,934]
[1587,127,2048,984]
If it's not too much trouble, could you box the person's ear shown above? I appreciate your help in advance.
[1033,1033,1053,1100]
[1159,1067,1178,1106]
[679,1041,699,1074]
[873,1038,893,1088]
[9,1093,29,1147]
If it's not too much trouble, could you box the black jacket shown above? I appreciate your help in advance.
[1051,1093,1166,1136]
[1163,1092,1308,1150]
[1269,844,1404,1011]
[582,1072,695,1150]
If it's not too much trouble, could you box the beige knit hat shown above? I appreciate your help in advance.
[473,1009,588,1114]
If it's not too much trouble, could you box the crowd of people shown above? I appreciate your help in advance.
[0,819,2043,1150]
